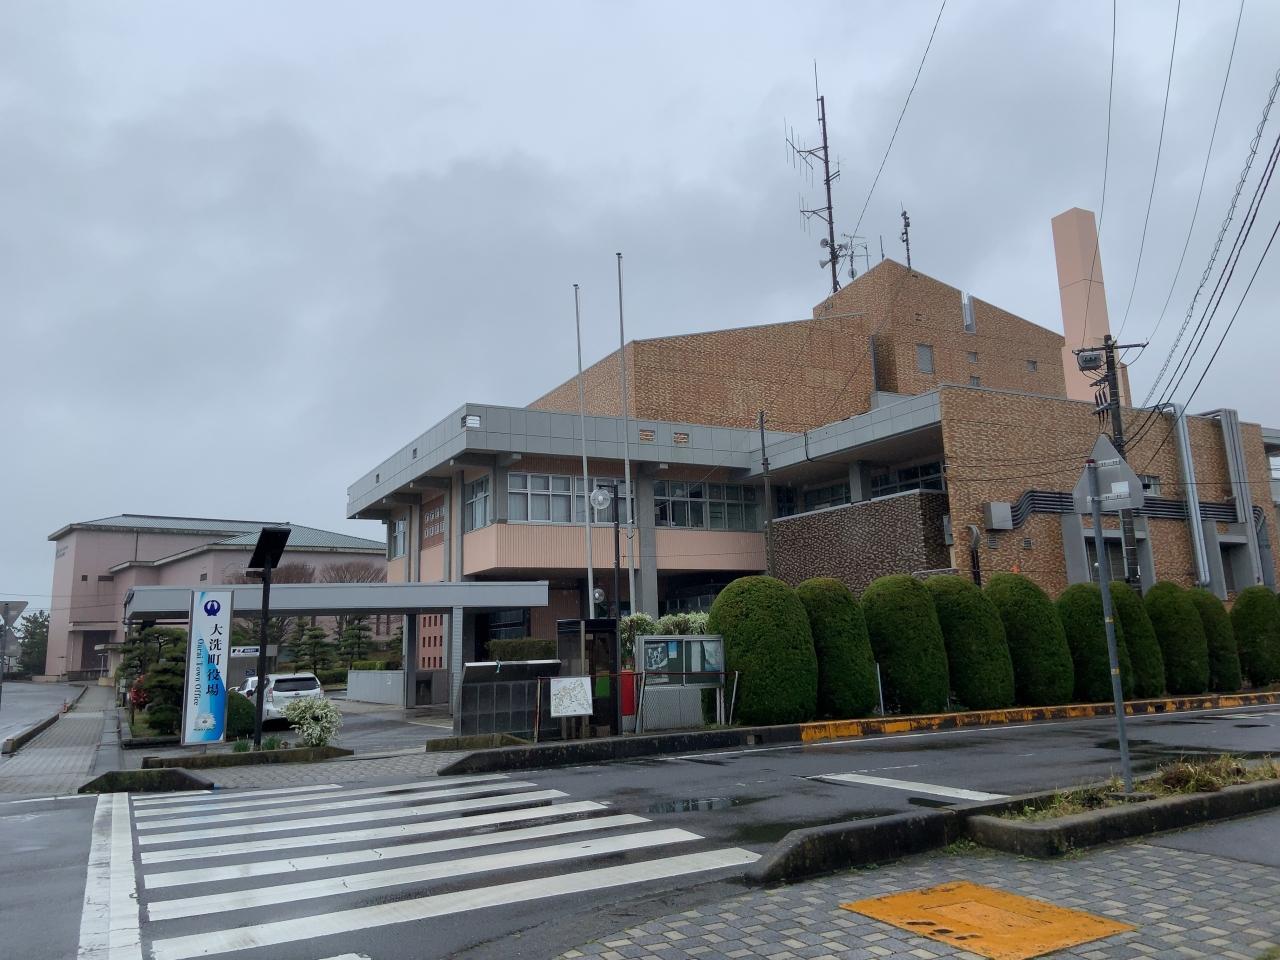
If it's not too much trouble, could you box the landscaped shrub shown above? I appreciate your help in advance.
[487,637,556,661]
[283,697,343,747]
[351,660,390,671]
[1144,582,1210,695]
[923,575,1015,710]
[1056,583,1133,703]
[655,612,709,635]
[1187,588,1242,693]
[984,573,1074,706]
[1230,586,1280,687]
[795,577,878,718]
[316,668,349,686]
[620,613,657,669]
[707,576,817,725]
[860,575,950,714]
[226,691,256,739]
[1109,581,1165,698]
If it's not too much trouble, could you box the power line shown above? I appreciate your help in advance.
[1137,0,1243,348]
[1079,0,1118,348]
[1116,0,1182,338]
[850,0,947,240]
[1138,66,1280,408]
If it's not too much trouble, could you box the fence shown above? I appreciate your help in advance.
[346,669,404,705]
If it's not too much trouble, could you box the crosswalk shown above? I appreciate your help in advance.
[96,773,757,959]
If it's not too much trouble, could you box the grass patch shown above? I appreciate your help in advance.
[128,714,156,738]
[1003,755,1279,822]
[942,837,980,856]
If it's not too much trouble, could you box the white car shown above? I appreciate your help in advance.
[238,672,325,722]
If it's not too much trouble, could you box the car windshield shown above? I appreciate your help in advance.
[273,677,320,692]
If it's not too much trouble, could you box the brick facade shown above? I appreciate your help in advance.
[530,260,1068,432]
[771,490,951,595]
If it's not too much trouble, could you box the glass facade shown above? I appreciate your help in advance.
[507,473,633,525]
[653,480,759,531]
[464,477,490,532]
[870,460,945,497]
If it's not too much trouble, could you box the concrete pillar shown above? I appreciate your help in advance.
[403,614,418,708]
[492,464,509,523]
[848,461,874,502]
[1061,514,1090,584]
[449,603,464,734]
[635,472,659,616]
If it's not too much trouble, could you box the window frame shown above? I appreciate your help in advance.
[916,343,935,374]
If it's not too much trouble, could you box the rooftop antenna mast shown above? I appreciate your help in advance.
[787,63,843,294]
[899,208,912,270]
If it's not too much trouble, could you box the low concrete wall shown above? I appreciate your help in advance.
[346,669,405,706]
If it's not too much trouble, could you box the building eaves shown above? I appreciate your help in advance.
[48,514,277,542]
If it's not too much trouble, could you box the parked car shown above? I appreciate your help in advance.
[237,672,325,722]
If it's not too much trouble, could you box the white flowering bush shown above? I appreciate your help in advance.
[283,697,343,747]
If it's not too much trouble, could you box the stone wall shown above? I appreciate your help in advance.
[771,490,951,595]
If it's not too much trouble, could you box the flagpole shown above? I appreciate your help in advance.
[616,253,638,616]
[574,284,595,617]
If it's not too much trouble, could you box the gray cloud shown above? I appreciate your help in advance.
[4,0,1279,613]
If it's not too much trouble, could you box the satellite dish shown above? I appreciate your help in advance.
[589,487,613,510]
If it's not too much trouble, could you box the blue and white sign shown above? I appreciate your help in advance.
[181,590,233,745]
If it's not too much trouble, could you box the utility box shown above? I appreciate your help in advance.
[983,501,1014,531]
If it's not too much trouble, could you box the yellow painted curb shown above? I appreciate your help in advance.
[798,690,1280,744]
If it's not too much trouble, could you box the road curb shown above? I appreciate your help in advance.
[437,690,1280,776]
[1,686,89,755]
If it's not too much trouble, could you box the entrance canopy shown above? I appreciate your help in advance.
[123,580,549,621]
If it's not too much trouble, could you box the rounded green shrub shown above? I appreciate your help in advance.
[983,573,1074,706]
[707,576,817,724]
[1144,582,1210,694]
[1056,583,1133,703]
[1109,581,1165,698]
[860,575,950,714]
[924,575,1015,710]
[1230,585,1280,687]
[226,691,256,739]
[795,577,878,718]
[1187,588,1242,693]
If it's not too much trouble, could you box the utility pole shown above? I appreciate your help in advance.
[787,65,843,295]
[758,411,774,577]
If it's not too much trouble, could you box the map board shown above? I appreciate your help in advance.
[549,676,594,717]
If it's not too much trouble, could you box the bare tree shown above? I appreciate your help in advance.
[319,560,386,584]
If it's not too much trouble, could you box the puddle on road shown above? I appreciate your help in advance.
[730,808,899,846]
[907,796,955,809]
[645,796,763,814]
[1234,723,1268,729]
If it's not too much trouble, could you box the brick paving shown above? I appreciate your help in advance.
[0,684,115,795]
[206,749,469,787]
[558,836,1280,960]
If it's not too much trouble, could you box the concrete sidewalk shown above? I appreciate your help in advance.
[559,811,1280,960]
[0,685,117,796]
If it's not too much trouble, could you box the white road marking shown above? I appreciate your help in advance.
[816,772,1007,802]
[8,793,96,804]
[132,775,507,817]
[148,848,760,960]
[79,794,142,959]
[146,828,701,920]
[131,784,340,807]
[134,780,532,829]
[137,789,568,845]
[143,813,650,888]
[139,799,608,864]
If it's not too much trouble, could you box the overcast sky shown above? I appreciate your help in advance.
[5,0,1279,615]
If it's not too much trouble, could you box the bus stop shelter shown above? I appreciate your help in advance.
[122,580,549,714]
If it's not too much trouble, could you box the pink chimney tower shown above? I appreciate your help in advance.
[1052,207,1129,405]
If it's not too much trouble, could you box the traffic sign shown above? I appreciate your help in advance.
[1072,435,1145,514]
[1,601,26,630]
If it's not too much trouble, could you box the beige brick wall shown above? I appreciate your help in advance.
[530,259,1069,432]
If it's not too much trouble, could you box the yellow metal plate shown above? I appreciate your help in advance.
[841,881,1133,960]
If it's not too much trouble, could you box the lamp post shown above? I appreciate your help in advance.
[246,526,291,749]
[590,483,623,736]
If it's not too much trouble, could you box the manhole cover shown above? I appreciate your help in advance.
[841,881,1133,960]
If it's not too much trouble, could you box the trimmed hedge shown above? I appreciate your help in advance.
[1230,586,1280,687]
[316,668,348,686]
[796,577,878,718]
[924,575,1015,710]
[984,573,1074,706]
[1187,588,1242,693]
[487,637,556,661]
[1144,582,1210,695]
[1109,581,1165,698]
[861,575,951,714]
[226,691,256,739]
[351,660,390,671]
[707,576,818,725]
[1056,583,1133,703]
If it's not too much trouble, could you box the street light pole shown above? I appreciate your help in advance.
[591,483,623,736]
[247,526,291,750]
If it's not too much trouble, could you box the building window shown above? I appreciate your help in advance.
[1085,538,1126,583]
[1026,359,1038,372]
[507,473,632,525]
[389,518,407,558]
[488,609,527,642]
[1138,474,1162,496]
[966,351,978,363]
[464,476,491,532]
[97,574,114,582]
[870,460,945,497]
[969,376,981,387]
[422,503,446,540]
[81,574,88,581]
[655,480,759,531]
[199,573,208,582]
[916,343,934,374]
[803,482,851,512]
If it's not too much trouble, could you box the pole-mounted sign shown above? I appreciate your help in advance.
[181,590,233,745]
[1072,435,1144,515]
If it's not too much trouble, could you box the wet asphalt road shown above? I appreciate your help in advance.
[3,704,1277,960]
[0,681,78,745]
